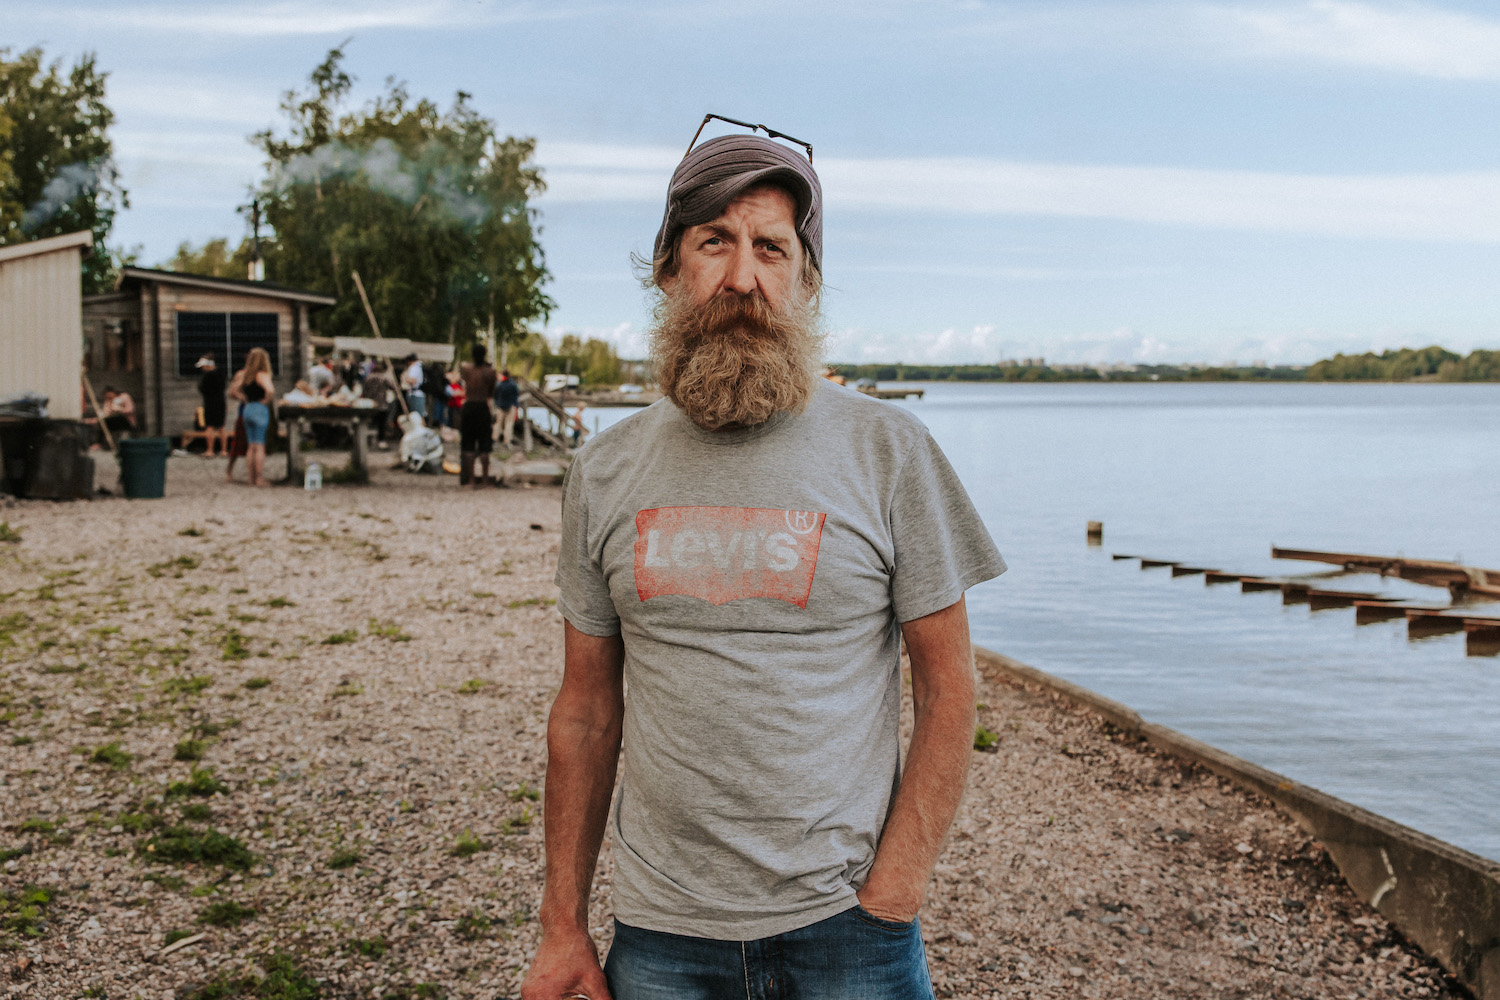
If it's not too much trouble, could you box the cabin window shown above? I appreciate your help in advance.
[176,312,280,377]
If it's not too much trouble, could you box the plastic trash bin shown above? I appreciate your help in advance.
[118,437,171,499]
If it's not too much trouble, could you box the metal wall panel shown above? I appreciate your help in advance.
[0,242,85,419]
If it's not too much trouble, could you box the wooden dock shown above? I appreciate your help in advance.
[858,386,925,400]
[1270,546,1500,599]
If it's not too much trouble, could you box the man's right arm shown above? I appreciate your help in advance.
[521,622,625,1000]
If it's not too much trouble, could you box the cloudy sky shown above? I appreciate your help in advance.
[12,0,1500,364]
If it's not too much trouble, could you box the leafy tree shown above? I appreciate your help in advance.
[251,46,552,348]
[0,47,128,293]
[165,237,256,279]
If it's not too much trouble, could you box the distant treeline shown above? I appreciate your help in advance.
[830,346,1500,383]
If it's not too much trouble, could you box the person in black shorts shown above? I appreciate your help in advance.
[195,354,227,456]
[459,344,499,487]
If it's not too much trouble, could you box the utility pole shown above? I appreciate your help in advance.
[236,195,266,281]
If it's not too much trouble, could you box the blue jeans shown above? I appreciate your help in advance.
[241,402,270,446]
[604,906,934,1000]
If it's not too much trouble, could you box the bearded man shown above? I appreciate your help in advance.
[523,125,1005,1000]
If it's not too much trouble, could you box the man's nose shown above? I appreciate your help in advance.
[721,243,759,296]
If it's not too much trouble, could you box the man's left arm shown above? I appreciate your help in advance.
[856,595,976,922]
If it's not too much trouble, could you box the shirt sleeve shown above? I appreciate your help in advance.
[554,457,622,636]
[889,430,1006,623]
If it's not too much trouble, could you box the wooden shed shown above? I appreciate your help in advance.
[82,269,335,438]
[0,230,92,419]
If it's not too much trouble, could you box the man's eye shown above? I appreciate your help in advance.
[703,237,723,246]
[763,242,783,255]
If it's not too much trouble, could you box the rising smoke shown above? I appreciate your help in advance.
[269,138,490,226]
[22,161,114,232]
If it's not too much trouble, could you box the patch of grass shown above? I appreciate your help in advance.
[142,872,186,890]
[449,828,490,858]
[179,803,212,822]
[243,676,272,690]
[193,719,237,738]
[180,951,319,1000]
[456,678,485,695]
[264,596,296,608]
[454,909,491,940]
[162,675,214,698]
[90,741,132,769]
[0,522,21,544]
[189,884,216,898]
[199,899,256,927]
[18,819,58,838]
[328,847,362,870]
[322,629,359,646]
[331,681,362,698]
[973,725,1000,752]
[163,927,196,946]
[470,591,495,599]
[0,885,53,945]
[509,781,540,802]
[166,766,228,799]
[179,526,205,537]
[11,735,33,747]
[221,629,252,660]
[117,811,164,833]
[501,806,535,836]
[347,935,388,958]
[383,984,443,1000]
[504,596,556,609]
[367,619,411,642]
[147,555,201,579]
[0,846,31,864]
[138,827,254,870]
[174,738,207,762]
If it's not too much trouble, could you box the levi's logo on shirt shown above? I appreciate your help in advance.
[634,506,827,608]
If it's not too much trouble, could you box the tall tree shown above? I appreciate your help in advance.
[0,47,128,293]
[252,47,553,346]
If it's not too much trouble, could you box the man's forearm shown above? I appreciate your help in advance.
[858,598,976,919]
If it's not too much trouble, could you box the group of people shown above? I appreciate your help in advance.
[193,348,276,487]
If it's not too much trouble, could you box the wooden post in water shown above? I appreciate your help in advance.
[1087,520,1103,546]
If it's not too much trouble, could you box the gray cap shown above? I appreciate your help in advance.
[653,134,823,275]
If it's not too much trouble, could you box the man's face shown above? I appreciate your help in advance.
[662,185,804,310]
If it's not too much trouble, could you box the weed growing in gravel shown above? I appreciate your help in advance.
[368,619,411,642]
[117,811,163,833]
[179,951,319,1000]
[179,526,205,537]
[163,675,213,698]
[346,936,388,958]
[90,741,132,768]
[0,847,31,864]
[505,597,555,609]
[11,735,32,746]
[264,596,296,608]
[501,807,534,836]
[322,629,359,646]
[142,873,186,890]
[193,719,238,738]
[457,678,485,695]
[973,726,1000,752]
[509,782,540,803]
[328,847,362,870]
[0,885,53,946]
[384,984,443,1000]
[243,677,272,690]
[221,630,251,661]
[147,555,201,579]
[0,522,21,544]
[166,766,228,799]
[179,803,212,822]
[199,900,257,926]
[455,909,491,940]
[163,928,196,946]
[174,738,207,762]
[449,829,490,858]
[138,827,254,870]
[331,681,362,697]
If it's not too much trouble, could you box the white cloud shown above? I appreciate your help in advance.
[536,141,1500,243]
[543,322,648,359]
[1206,0,1500,79]
[33,0,582,37]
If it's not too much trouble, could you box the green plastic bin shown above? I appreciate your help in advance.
[118,437,170,499]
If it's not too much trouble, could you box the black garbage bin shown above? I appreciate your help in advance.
[118,437,171,499]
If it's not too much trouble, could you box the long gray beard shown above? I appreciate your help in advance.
[649,285,823,431]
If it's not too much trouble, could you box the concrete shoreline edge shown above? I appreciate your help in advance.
[971,646,1500,1000]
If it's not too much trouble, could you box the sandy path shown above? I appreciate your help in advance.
[0,451,1467,999]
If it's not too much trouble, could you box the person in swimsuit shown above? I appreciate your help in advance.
[459,344,499,487]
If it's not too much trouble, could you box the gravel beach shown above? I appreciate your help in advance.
[0,449,1469,999]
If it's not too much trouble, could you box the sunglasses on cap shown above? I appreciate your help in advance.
[684,113,814,164]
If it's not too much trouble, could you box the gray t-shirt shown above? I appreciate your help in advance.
[554,379,1005,940]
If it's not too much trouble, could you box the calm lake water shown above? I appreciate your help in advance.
[580,382,1500,861]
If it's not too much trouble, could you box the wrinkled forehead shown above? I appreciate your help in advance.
[686,182,801,236]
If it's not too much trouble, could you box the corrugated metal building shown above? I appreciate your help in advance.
[0,231,92,419]
[83,269,336,437]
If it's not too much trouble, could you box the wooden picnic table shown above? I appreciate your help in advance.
[275,403,382,484]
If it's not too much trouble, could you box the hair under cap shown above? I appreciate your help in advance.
[653,134,823,276]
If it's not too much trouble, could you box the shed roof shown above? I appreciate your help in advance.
[0,230,92,265]
[118,267,337,307]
